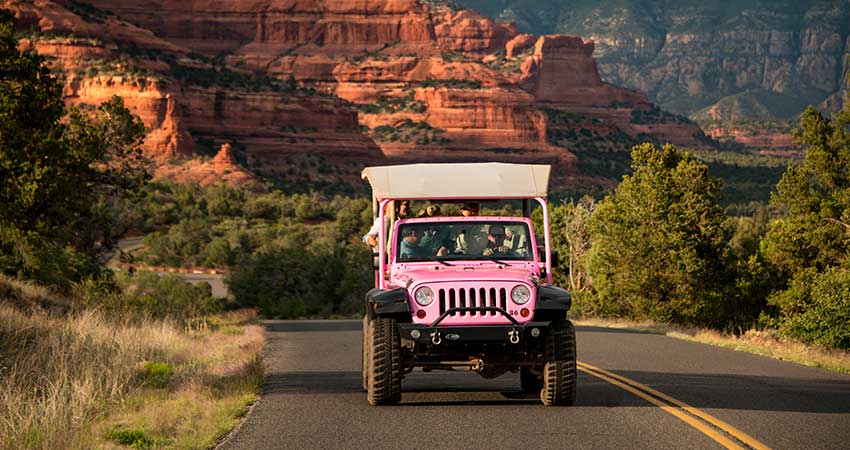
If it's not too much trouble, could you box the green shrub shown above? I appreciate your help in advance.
[76,272,223,322]
[769,267,850,350]
[139,361,174,388]
[105,427,158,449]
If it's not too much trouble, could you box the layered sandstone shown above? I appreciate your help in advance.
[9,0,714,191]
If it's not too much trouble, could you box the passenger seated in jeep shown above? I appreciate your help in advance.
[399,226,428,259]
[482,225,515,257]
[364,200,411,248]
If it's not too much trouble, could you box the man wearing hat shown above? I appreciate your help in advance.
[417,204,453,255]
[454,203,488,255]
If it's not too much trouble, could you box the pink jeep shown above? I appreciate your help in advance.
[361,163,575,406]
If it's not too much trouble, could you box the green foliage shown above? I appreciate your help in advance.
[418,78,482,89]
[689,150,795,208]
[0,12,149,289]
[762,106,850,275]
[630,105,691,125]
[139,362,174,388]
[768,267,850,349]
[356,92,427,114]
[76,271,223,322]
[368,119,450,145]
[543,108,641,155]
[227,243,373,318]
[119,182,375,318]
[584,143,733,326]
[105,427,159,450]
[64,0,112,24]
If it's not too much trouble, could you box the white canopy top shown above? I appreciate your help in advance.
[362,163,551,200]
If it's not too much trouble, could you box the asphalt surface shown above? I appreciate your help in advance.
[219,320,850,450]
[168,272,228,298]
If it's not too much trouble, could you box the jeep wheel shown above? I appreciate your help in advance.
[540,319,577,406]
[520,367,542,394]
[367,317,402,405]
[361,315,369,392]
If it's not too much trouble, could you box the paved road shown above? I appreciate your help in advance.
[219,321,850,450]
[169,272,228,298]
[113,237,230,298]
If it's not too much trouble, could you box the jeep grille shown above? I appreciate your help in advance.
[437,287,508,317]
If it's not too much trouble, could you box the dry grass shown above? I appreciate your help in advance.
[574,317,850,374]
[0,276,265,450]
[91,310,264,450]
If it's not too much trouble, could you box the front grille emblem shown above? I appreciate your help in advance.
[445,333,461,341]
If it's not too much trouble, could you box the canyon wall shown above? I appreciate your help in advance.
[7,0,711,190]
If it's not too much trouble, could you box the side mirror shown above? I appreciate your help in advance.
[372,252,380,270]
[551,250,560,268]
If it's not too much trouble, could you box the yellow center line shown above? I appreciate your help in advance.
[578,361,771,450]
[576,363,747,450]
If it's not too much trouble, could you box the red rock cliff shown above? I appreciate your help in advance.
[9,0,711,190]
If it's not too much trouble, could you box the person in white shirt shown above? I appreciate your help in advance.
[363,200,411,248]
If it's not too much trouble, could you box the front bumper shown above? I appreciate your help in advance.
[398,306,549,345]
[398,322,550,345]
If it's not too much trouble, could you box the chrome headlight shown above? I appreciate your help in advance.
[414,286,433,306]
[511,285,531,305]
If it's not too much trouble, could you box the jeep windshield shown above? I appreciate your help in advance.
[396,221,533,262]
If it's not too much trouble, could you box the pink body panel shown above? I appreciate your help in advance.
[386,215,543,326]
[391,263,539,325]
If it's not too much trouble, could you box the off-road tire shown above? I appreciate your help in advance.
[367,317,402,405]
[520,367,542,394]
[540,319,577,406]
[361,315,369,392]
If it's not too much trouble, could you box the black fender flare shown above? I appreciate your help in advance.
[365,288,411,321]
[534,285,571,319]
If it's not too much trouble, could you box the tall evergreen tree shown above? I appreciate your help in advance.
[0,10,148,287]
[585,143,731,326]
[762,106,850,274]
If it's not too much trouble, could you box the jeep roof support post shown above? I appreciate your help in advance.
[536,197,553,284]
[378,198,392,290]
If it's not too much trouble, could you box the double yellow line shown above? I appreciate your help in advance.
[577,361,771,450]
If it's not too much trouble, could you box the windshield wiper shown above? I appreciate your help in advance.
[481,255,508,265]
[426,257,453,266]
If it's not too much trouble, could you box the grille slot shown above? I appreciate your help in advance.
[500,288,507,312]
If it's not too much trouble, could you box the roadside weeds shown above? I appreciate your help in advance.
[91,310,265,450]
[574,317,850,375]
[0,274,265,450]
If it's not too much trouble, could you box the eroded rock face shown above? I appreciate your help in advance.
[465,1,849,114]
[8,0,711,190]
[432,8,518,55]
[84,0,436,55]
[506,33,536,58]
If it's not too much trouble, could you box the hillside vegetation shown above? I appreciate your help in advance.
[0,12,263,450]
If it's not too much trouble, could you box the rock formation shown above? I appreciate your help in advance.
[460,0,850,151]
[7,0,713,191]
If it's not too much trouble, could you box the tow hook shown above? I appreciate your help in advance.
[430,331,442,345]
[508,328,520,344]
